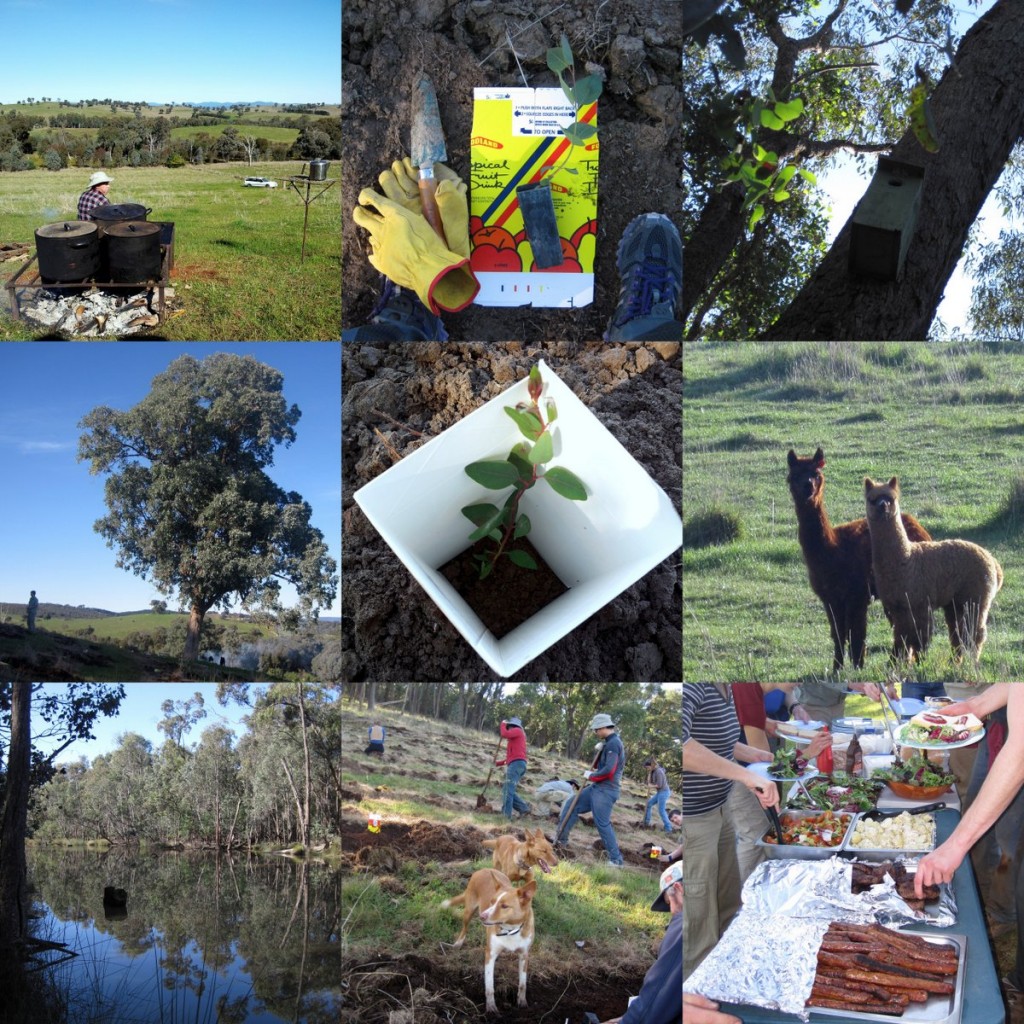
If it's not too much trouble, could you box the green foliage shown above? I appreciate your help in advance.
[77,354,338,661]
[461,366,588,580]
[535,34,603,186]
[966,230,1024,341]
[685,507,745,548]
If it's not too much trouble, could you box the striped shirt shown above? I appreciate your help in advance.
[683,684,741,815]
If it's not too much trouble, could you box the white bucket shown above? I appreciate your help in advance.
[353,360,682,677]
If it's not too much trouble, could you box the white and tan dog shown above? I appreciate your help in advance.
[441,868,536,1013]
[481,828,558,884]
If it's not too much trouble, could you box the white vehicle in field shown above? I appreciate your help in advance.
[243,176,278,188]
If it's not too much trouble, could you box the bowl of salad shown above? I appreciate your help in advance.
[756,809,856,859]
[871,755,956,801]
[788,772,884,813]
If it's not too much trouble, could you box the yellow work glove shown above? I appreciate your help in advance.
[377,158,472,260]
[353,187,479,314]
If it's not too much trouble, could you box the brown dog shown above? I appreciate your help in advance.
[481,828,558,884]
[441,868,537,1013]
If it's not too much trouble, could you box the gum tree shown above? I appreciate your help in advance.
[78,354,338,663]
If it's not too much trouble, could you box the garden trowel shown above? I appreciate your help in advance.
[411,73,449,247]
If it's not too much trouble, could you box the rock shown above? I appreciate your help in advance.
[608,34,651,95]
[635,347,657,373]
[649,342,680,361]
[626,641,663,681]
[599,347,628,374]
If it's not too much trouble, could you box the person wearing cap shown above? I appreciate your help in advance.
[533,777,580,817]
[600,861,694,1024]
[78,172,112,221]
[643,756,674,833]
[554,712,626,867]
[496,717,531,821]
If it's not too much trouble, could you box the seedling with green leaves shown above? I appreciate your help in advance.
[462,365,588,580]
[536,34,603,186]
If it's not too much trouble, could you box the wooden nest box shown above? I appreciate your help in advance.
[849,157,925,281]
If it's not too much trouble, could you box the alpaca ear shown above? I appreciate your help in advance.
[864,477,875,491]
[813,447,825,467]
[888,477,898,491]
[787,449,797,465]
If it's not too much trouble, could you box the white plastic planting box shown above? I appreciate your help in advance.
[353,360,682,677]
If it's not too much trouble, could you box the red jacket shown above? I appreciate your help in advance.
[497,721,528,764]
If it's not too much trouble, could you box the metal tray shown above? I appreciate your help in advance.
[754,810,856,859]
[809,931,966,1023]
[843,811,937,860]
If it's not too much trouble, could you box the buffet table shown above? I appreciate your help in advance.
[711,810,1005,1023]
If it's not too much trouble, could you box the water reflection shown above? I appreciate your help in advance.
[28,846,340,1024]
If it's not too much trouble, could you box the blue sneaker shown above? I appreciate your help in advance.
[606,213,682,341]
[342,277,448,341]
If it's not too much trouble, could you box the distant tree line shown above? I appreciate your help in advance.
[0,109,341,171]
[30,684,340,849]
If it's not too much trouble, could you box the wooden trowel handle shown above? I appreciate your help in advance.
[417,169,449,248]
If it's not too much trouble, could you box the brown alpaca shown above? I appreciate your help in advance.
[787,449,931,671]
[864,476,1003,663]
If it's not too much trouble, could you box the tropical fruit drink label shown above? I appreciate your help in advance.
[470,87,598,307]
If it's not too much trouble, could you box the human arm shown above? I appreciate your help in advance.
[936,684,1010,720]
[915,684,1024,896]
[684,737,779,809]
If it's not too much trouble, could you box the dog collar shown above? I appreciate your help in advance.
[494,925,523,937]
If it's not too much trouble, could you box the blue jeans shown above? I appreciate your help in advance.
[901,682,947,700]
[501,760,531,819]
[556,784,623,864]
[644,788,673,831]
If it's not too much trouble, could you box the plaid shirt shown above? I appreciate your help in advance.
[77,188,110,221]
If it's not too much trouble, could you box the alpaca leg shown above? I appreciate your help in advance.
[824,602,844,672]
[942,604,960,656]
[850,602,868,669]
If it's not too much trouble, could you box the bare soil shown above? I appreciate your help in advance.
[341,341,682,681]
[341,0,683,340]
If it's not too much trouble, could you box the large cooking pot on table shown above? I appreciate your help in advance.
[90,202,152,235]
[35,220,100,282]
[105,221,162,283]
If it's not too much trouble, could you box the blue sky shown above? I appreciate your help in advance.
[30,682,257,762]
[0,342,340,614]
[0,0,340,105]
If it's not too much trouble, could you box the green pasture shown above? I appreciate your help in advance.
[48,611,267,642]
[0,162,340,340]
[169,125,299,143]
[0,102,340,122]
[683,341,1024,683]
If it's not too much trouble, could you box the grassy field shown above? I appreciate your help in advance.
[683,341,1024,683]
[44,610,267,642]
[168,125,300,143]
[0,102,341,122]
[0,162,340,339]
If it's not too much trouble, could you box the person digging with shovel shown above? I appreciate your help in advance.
[496,717,532,822]
[554,712,626,867]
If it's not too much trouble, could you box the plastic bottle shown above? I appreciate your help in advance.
[816,727,834,774]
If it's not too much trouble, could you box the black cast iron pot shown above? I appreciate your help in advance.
[105,221,162,283]
[35,220,100,282]
[90,203,153,235]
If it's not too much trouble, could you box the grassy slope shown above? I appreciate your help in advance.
[0,102,341,121]
[683,341,1024,682]
[0,163,340,340]
[342,701,673,988]
[49,610,267,641]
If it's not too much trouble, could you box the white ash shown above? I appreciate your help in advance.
[19,288,161,337]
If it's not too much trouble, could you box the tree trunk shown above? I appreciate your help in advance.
[762,0,1024,340]
[367,683,376,712]
[0,683,32,947]
[683,184,746,322]
[296,685,312,849]
[183,604,208,662]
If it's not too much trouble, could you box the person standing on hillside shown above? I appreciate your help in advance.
[26,590,39,633]
[554,712,626,867]
[77,172,113,221]
[496,717,532,821]
[643,757,675,833]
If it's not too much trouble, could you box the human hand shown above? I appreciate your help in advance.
[746,776,779,810]
[915,841,965,898]
[936,700,972,717]
[792,705,811,723]
[376,157,472,258]
[859,683,883,701]
[804,731,833,761]
[683,993,741,1024]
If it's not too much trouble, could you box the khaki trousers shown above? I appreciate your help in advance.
[728,779,769,886]
[683,802,741,979]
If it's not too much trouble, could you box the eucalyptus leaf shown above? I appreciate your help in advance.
[465,460,520,489]
[759,109,784,130]
[748,203,765,231]
[505,405,543,440]
[543,466,588,500]
[573,74,603,106]
[461,502,500,526]
[547,46,571,74]
[508,550,538,570]
[528,430,554,465]
[514,514,531,539]
[773,98,804,122]
[563,122,598,145]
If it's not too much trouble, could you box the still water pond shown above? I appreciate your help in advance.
[27,846,340,1024]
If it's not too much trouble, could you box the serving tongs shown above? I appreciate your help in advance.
[763,803,786,844]
[875,685,901,752]
[863,801,947,820]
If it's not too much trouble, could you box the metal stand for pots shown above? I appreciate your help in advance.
[285,176,337,262]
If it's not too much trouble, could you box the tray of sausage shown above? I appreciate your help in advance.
[809,923,964,1021]
[850,861,942,914]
